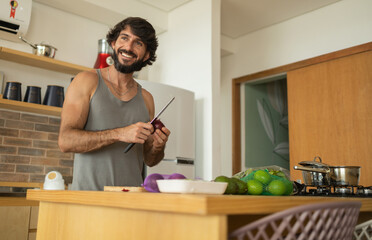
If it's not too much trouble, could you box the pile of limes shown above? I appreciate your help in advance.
[214,169,293,196]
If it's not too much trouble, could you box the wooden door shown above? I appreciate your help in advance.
[0,206,31,240]
[287,50,372,186]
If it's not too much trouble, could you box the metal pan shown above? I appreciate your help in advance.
[329,166,360,186]
[19,36,57,58]
[293,165,330,186]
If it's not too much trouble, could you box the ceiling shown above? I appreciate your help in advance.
[34,0,341,53]
[221,0,340,39]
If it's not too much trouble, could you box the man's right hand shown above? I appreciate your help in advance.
[120,122,154,144]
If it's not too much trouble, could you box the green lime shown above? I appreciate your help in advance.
[214,175,230,183]
[225,179,238,194]
[284,181,294,195]
[275,172,287,179]
[267,180,287,196]
[230,178,248,194]
[247,179,263,195]
[253,170,272,185]
[215,176,238,194]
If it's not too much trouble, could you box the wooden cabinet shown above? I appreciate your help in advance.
[0,47,92,116]
[232,42,372,184]
[28,206,39,240]
[287,50,372,185]
[27,190,372,240]
[0,206,30,240]
[0,205,39,240]
[0,182,40,240]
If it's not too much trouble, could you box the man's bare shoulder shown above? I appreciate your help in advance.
[74,70,98,82]
[67,70,100,99]
[71,70,99,88]
[141,87,153,101]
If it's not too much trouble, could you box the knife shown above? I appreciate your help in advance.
[124,97,175,153]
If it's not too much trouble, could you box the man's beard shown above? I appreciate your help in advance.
[111,49,145,74]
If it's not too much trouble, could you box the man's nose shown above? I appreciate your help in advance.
[124,40,135,51]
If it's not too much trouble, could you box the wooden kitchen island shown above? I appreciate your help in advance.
[27,190,372,240]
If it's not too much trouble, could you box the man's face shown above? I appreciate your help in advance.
[111,26,149,74]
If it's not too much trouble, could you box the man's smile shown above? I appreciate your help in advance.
[118,49,137,60]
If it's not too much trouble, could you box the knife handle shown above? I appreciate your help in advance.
[124,143,135,153]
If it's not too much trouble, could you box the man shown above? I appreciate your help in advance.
[58,17,170,191]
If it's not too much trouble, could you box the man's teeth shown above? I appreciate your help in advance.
[121,52,133,58]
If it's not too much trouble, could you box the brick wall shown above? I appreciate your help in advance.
[0,109,73,184]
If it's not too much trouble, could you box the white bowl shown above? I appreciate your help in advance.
[156,179,227,194]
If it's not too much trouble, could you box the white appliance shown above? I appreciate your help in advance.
[137,80,195,179]
[0,0,32,42]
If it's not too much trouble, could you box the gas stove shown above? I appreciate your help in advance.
[294,183,372,198]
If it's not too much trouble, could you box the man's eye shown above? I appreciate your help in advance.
[135,41,143,47]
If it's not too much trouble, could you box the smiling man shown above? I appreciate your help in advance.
[58,17,170,191]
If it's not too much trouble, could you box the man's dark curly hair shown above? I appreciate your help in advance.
[106,17,158,66]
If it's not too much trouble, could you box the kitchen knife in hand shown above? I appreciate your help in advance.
[124,97,175,153]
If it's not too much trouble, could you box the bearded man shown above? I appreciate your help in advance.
[58,17,170,191]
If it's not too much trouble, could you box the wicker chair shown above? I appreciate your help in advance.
[353,219,372,240]
[229,201,361,240]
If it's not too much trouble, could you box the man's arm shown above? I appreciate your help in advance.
[58,71,153,153]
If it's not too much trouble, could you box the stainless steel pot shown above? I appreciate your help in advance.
[294,156,331,186]
[329,166,360,186]
[19,36,57,58]
[294,165,330,186]
[294,156,361,186]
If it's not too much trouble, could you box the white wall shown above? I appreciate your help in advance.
[220,0,372,176]
[0,2,109,99]
[5,0,370,181]
[147,0,221,180]
[1,1,223,181]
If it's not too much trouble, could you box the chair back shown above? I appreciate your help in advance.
[353,219,372,240]
[229,201,361,240]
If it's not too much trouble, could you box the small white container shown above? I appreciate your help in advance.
[43,171,65,190]
[156,179,227,194]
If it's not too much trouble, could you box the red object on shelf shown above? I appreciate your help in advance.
[94,53,111,69]
[94,39,113,69]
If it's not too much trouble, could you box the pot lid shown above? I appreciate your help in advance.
[299,156,329,168]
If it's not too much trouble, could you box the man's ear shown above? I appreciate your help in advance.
[144,51,150,62]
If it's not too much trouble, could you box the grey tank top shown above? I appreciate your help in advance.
[71,69,150,191]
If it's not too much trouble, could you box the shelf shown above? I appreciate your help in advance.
[0,95,61,117]
[0,46,92,75]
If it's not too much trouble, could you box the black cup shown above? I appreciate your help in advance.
[3,81,22,101]
[24,86,41,104]
[43,85,64,107]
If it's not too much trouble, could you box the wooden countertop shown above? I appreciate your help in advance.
[0,182,41,206]
[0,197,39,206]
[27,190,372,215]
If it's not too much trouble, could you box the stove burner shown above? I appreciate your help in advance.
[357,186,372,196]
[295,184,372,198]
[304,186,331,196]
[335,187,352,194]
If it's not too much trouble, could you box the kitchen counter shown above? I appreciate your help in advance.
[0,197,39,206]
[0,182,41,206]
[27,190,372,240]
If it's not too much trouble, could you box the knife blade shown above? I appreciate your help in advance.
[124,97,175,153]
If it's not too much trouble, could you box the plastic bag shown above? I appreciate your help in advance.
[240,169,293,196]
[233,165,290,180]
